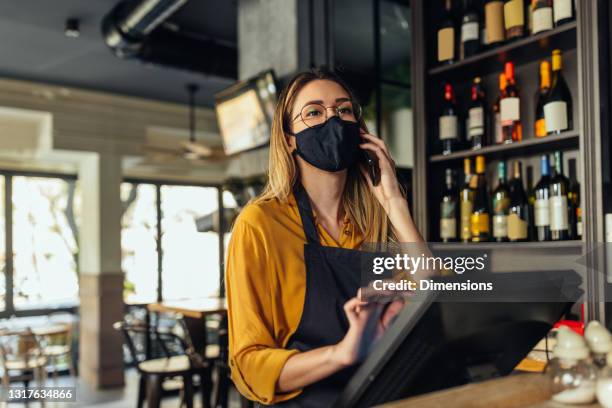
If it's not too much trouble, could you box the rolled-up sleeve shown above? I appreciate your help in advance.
[225,215,302,404]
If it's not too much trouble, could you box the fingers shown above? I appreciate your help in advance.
[380,299,405,330]
[343,297,368,325]
[360,132,395,165]
[359,142,395,173]
[343,296,373,327]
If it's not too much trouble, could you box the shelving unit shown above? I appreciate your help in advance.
[428,22,577,80]
[409,1,608,319]
[430,240,583,252]
[429,130,579,163]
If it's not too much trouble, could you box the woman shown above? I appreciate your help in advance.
[226,69,424,406]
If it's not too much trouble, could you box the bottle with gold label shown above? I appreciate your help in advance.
[544,49,573,134]
[508,160,530,242]
[438,0,457,64]
[485,0,505,46]
[492,161,510,242]
[535,60,551,138]
[460,158,475,242]
[440,168,458,242]
[504,0,526,40]
[471,155,490,242]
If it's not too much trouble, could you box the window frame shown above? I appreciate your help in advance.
[0,172,227,319]
[122,178,226,302]
[0,169,78,319]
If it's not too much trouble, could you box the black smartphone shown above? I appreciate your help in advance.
[361,149,380,186]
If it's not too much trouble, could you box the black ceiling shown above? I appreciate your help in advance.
[0,0,238,107]
[0,0,410,108]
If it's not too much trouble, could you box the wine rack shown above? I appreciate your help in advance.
[410,0,611,319]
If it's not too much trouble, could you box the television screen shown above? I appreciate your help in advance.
[215,70,277,155]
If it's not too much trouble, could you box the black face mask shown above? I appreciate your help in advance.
[293,116,361,172]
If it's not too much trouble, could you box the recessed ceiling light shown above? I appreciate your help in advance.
[65,18,80,38]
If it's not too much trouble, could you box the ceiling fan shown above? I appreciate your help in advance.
[144,83,226,162]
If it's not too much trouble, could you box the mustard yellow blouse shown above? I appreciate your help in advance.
[225,193,364,404]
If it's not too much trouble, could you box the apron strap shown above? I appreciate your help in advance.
[292,182,321,245]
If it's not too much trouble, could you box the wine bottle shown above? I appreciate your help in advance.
[461,0,481,58]
[576,207,582,239]
[553,0,575,26]
[504,0,526,39]
[460,158,475,242]
[471,155,490,242]
[549,151,570,241]
[501,62,522,143]
[544,49,573,134]
[468,77,487,149]
[485,0,505,46]
[535,60,551,138]
[568,158,580,240]
[438,0,456,64]
[440,168,458,242]
[507,161,529,242]
[526,164,536,241]
[532,0,553,34]
[493,73,507,144]
[440,83,459,155]
[492,161,510,242]
[534,154,552,241]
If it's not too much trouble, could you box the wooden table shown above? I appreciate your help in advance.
[0,324,69,337]
[147,298,227,319]
[376,373,602,408]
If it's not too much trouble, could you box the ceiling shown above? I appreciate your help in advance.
[0,0,411,109]
[0,0,238,107]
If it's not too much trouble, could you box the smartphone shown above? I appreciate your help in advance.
[361,150,381,186]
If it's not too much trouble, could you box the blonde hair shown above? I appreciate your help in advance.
[254,68,400,244]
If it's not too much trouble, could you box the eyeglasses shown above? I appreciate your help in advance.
[291,100,362,129]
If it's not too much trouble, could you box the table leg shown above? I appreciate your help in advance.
[145,309,152,360]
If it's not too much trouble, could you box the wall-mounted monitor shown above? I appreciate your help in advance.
[214,70,278,155]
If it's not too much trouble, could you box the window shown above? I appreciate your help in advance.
[11,176,80,310]
[0,173,80,315]
[121,181,224,302]
[121,183,158,303]
[161,185,220,300]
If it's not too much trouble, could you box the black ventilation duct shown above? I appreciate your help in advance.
[102,0,237,79]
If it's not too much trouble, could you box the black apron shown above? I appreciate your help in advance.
[266,183,364,408]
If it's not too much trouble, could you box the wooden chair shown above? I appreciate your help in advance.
[35,323,75,381]
[113,321,196,408]
[174,316,217,408]
[0,329,48,390]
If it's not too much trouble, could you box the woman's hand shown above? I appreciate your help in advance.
[358,131,404,213]
[359,131,424,243]
[331,290,407,367]
[331,295,375,367]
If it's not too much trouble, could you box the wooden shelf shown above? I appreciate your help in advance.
[428,22,577,81]
[430,240,583,251]
[429,130,579,163]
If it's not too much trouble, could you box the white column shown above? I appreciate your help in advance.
[78,152,125,389]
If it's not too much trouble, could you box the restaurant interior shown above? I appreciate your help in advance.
[1,0,612,407]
